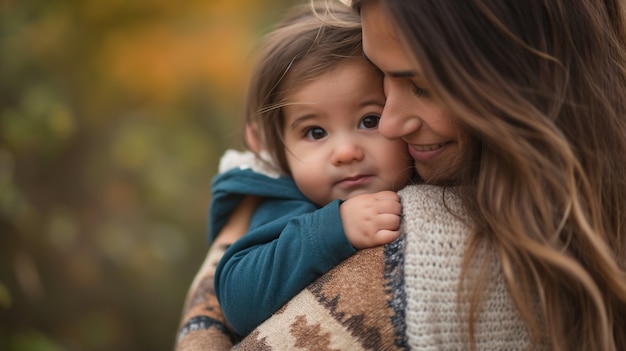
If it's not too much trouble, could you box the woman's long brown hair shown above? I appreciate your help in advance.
[353,0,626,349]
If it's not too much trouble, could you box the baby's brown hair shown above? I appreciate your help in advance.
[243,1,363,174]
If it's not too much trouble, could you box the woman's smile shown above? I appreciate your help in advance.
[407,142,450,163]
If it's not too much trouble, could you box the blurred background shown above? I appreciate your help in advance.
[0,0,296,349]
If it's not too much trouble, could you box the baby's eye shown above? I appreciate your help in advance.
[359,114,381,129]
[304,126,327,140]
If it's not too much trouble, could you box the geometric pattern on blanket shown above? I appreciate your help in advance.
[176,236,408,351]
[176,241,240,351]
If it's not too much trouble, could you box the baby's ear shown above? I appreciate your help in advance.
[245,123,261,153]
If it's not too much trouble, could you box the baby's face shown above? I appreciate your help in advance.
[282,58,413,206]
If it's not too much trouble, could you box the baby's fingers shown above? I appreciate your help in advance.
[374,191,402,214]
[373,229,401,246]
[376,212,401,230]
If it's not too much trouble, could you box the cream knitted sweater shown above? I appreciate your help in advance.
[400,185,535,350]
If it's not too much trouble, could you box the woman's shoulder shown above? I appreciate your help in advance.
[398,184,464,217]
[397,184,468,247]
[398,185,532,349]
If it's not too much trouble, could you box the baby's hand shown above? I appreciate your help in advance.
[339,190,402,249]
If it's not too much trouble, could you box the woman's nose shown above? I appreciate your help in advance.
[380,85,421,139]
[331,140,365,165]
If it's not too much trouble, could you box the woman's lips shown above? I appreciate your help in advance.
[413,143,447,152]
[408,142,449,163]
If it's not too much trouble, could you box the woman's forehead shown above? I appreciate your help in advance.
[361,3,420,76]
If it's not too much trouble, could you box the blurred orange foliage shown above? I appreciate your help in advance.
[0,0,296,350]
[100,14,257,104]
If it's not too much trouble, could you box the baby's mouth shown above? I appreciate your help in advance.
[336,175,372,187]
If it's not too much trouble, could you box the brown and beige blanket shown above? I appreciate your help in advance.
[175,236,408,351]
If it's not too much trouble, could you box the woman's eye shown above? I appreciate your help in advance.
[304,126,327,140]
[359,114,381,129]
[412,83,430,98]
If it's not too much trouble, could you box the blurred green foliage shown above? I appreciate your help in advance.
[0,0,295,349]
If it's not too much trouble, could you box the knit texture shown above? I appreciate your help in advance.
[400,185,533,350]
[176,185,539,350]
[176,242,408,351]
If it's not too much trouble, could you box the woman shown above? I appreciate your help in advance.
[356,0,626,349]
[177,0,626,350]
[360,0,626,349]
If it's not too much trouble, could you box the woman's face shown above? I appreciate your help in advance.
[360,1,464,183]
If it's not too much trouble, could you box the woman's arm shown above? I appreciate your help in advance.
[175,196,260,351]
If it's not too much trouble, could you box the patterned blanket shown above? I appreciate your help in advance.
[176,236,408,351]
